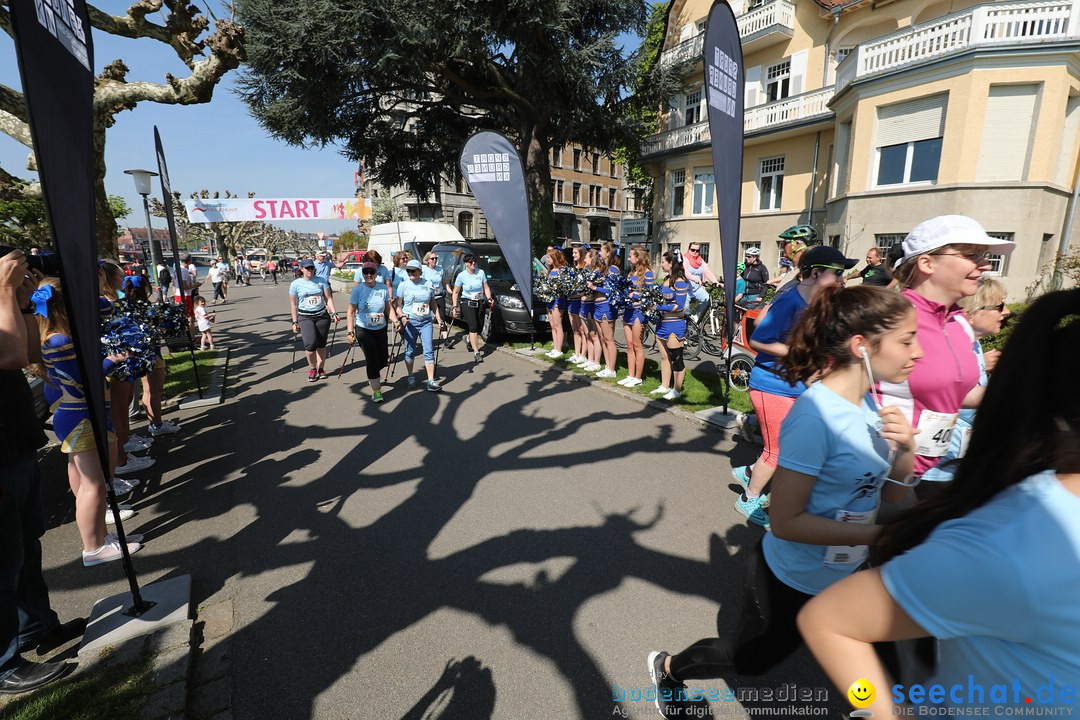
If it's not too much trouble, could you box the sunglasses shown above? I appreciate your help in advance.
[981,302,1006,312]
[362,270,376,276]
[938,249,992,264]
[687,247,700,253]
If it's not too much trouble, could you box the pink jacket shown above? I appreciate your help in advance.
[879,289,980,477]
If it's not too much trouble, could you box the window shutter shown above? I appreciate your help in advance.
[745,66,761,108]
[875,94,948,147]
[789,50,808,96]
[976,85,1038,182]
[1055,96,1080,187]
[679,23,692,42]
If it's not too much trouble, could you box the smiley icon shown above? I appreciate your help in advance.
[848,678,876,708]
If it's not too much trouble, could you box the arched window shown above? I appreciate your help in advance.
[458,212,474,238]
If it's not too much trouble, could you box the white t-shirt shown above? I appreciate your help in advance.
[208,266,224,284]
[195,305,212,331]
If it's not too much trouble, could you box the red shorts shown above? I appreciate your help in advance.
[175,295,195,318]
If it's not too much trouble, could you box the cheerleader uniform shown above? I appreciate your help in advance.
[622,270,655,326]
[567,267,584,316]
[592,266,620,322]
[41,335,116,454]
[656,279,690,341]
[547,268,568,313]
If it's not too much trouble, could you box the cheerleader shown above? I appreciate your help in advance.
[590,242,620,378]
[33,278,143,566]
[580,249,602,372]
[544,248,569,359]
[567,245,587,366]
[650,250,690,401]
[619,245,653,388]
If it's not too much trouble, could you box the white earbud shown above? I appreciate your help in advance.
[857,345,868,359]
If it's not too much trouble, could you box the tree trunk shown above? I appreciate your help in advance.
[92,114,118,257]
[523,134,555,257]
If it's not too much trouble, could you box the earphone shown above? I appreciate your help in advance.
[859,344,884,408]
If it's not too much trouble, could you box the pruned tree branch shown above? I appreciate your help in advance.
[0,107,31,148]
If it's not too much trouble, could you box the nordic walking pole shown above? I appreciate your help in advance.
[327,313,339,359]
[384,322,403,383]
[337,337,355,378]
[291,329,299,373]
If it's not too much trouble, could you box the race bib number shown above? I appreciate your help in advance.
[413,303,429,316]
[366,313,384,326]
[915,411,960,458]
[300,295,323,311]
[823,509,876,566]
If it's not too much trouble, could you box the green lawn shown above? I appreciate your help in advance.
[0,653,155,720]
[506,339,752,414]
[162,349,222,399]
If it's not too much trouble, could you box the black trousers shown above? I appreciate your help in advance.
[669,541,812,680]
[298,313,331,351]
[355,325,388,380]
[461,300,482,333]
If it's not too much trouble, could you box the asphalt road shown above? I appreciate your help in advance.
[35,279,848,720]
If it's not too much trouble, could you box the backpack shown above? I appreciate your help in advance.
[158,266,172,289]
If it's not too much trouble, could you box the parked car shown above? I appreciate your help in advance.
[430,241,548,339]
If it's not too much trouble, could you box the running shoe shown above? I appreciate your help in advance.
[582,362,601,372]
[308,368,318,383]
[82,541,142,567]
[407,376,417,389]
[662,389,682,401]
[105,506,134,525]
[566,354,580,364]
[426,380,442,392]
[128,433,153,446]
[474,351,483,363]
[372,391,384,403]
[317,368,328,380]
[596,368,617,379]
[650,386,670,396]
[572,356,589,366]
[123,437,151,453]
[109,478,139,496]
[617,376,633,386]
[731,466,770,508]
[105,531,143,545]
[624,377,643,388]
[735,494,771,530]
[149,420,180,436]
[545,349,563,359]
[646,650,692,719]
[114,455,154,475]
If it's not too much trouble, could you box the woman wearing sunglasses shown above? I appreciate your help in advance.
[734,246,857,529]
[881,215,1014,490]
[683,242,718,324]
[347,262,397,403]
[290,258,340,381]
[451,254,493,363]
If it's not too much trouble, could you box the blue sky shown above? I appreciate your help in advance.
[2,7,644,237]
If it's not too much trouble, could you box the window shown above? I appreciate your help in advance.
[692,170,715,215]
[758,157,784,211]
[668,243,681,254]
[875,95,947,187]
[589,185,602,206]
[573,149,582,171]
[609,156,617,178]
[670,169,686,217]
[765,60,790,103]
[684,89,703,126]
[551,179,564,202]
[876,138,942,186]
[696,243,711,262]
[608,188,617,209]
[695,18,707,32]
[592,153,600,175]
[741,242,761,255]
[552,147,562,167]
[835,47,852,65]
[984,233,1013,276]
[458,212,473,238]
[1038,233,1054,270]
[572,182,582,205]
[875,234,906,259]
[748,0,768,9]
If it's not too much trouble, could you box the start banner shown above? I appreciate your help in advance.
[185,197,372,224]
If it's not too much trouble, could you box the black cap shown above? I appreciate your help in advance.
[800,246,858,270]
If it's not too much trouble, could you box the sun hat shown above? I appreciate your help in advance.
[405,259,422,270]
[893,215,1016,269]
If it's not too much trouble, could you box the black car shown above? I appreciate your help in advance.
[430,241,548,339]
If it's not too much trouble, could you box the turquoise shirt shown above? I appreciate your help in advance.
[422,265,444,294]
[350,283,391,330]
[455,269,488,299]
[289,277,330,315]
[399,280,435,320]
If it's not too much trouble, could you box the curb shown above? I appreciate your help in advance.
[496,345,728,431]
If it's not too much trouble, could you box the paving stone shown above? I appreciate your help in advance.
[139,680,187,720]
[190,675,233,718]
[193,636,230,685]
[148,644,191,688]
[198,599,234,640]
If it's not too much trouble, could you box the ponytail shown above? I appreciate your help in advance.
[780,286,914,384]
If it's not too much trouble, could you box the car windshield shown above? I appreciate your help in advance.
[476,252,514,282]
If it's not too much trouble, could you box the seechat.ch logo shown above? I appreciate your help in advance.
[848,677,1077,717]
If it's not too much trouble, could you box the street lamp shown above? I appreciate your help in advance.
[124,168,161,290]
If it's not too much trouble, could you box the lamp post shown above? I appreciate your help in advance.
[124,168,161,291]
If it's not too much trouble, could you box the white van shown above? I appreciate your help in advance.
[366,222,466,268]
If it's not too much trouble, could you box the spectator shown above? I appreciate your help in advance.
[844,246,896,288]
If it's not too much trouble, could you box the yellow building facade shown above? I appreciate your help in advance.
[642,0,1080,296]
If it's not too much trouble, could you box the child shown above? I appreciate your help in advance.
[34,278,143,566]
[195,296,216,350]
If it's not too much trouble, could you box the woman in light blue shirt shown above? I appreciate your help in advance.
[646,286,922,719]
[422,251,450,350]
[396,260,446,392]
[347,262,396,403]
[451,254,492,363]
[289,259,340,381]
[799,289,1080,717]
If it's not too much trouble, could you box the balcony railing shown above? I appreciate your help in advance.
[553,201,575,214]
[837,1,1079,92]
[587,206,610,218]
[642,87,835,157]
[658,0,796,68]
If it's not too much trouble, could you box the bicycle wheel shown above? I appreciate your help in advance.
[727,354,754,392]
[683,319,702,360]
[700,310,727,357]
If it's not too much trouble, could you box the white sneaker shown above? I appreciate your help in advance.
[572,356,589,366]
[105,531,144,544]
[624,377,643,388]
[545,349,563,359]
[83,541,142,567]
[149,420,181,436]
[124,437,152,453]
[105,506,134,524]
[582,362,599,372]
[596,368,617,379]
[663,389,683,401]
[114,455,155,475]
[650,385,670,396]
[617,376,632,386]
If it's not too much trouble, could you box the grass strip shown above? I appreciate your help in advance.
[0,653,156,720]
[162,349,222,399]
